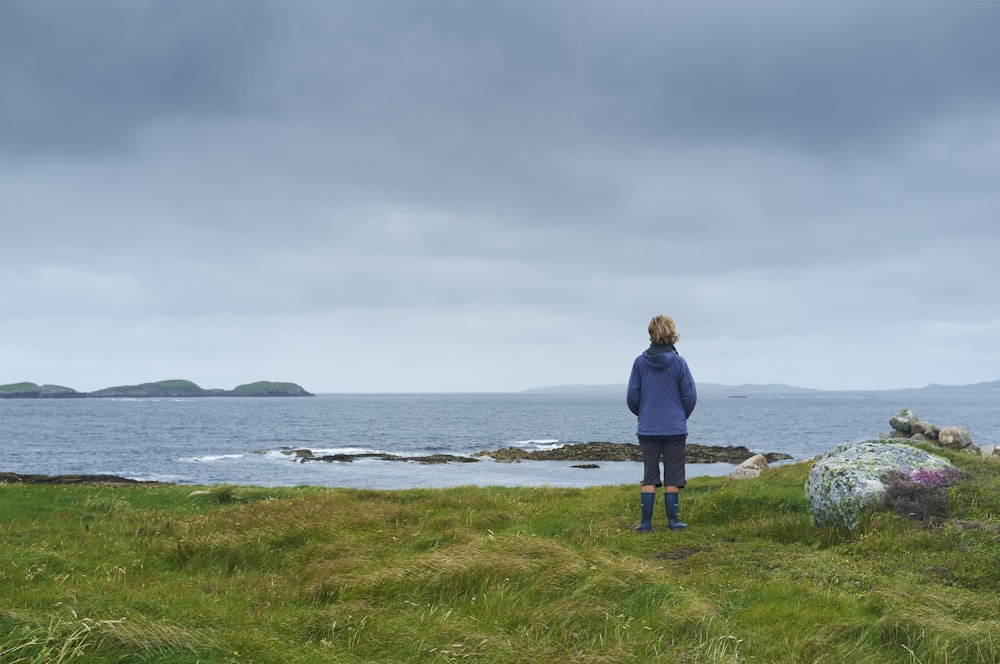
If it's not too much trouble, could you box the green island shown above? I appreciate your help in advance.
[1,445,998,663]
[0,379,313,398]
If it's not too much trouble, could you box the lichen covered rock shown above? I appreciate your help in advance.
[889,408,919,434]
[805,440,953,531]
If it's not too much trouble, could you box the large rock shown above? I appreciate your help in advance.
[937,426,974,450]
[805,440,954,531]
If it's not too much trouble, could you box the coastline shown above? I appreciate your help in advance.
[0,462,746,489]
[0,439,793,489]
[0,472,163,486]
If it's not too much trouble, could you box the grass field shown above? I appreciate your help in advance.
[2,447,999,663]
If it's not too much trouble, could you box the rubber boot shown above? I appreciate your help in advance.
[634,492,654,532]
[665,492,687,530]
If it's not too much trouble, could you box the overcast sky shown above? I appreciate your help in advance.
[2,1,999,393]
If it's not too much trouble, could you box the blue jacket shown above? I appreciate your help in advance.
[627,345,697,437]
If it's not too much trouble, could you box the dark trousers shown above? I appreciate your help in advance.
[638,435,687,488]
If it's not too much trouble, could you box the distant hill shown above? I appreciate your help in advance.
[523,384,623,394]
[920,379,1000,391]
[523,382,817,395]
[697,383,819,394]
[0,379,314,398]
[90,379,212,398]
[0,382,79,398]
[523,380,1000,394]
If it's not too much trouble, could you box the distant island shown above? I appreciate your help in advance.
[0,379,314,399]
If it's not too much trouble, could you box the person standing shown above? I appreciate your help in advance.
[627,315,697,532]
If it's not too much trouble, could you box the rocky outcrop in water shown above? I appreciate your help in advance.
[0,472,158,485]
[290,450,479,465]
[287,442,792,465]
[476,441,791,464]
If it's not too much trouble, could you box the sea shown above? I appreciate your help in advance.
[1,388,997,490]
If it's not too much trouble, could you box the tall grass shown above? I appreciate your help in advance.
[2,452,999,662]
[0,612,207,663]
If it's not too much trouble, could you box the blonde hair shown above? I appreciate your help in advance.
[648,315,679,346]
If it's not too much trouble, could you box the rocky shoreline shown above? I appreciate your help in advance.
[0,472,162,485]
[292,441,793,465]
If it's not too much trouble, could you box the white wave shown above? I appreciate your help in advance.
[509,439,564,451]
[533,442,567,451]
[178,453,244,463]
[126,473,189,483]
[298,447,382,456]
[253,447,385,462]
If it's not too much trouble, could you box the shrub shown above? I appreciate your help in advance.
[881,467,965,522]
[209,484,242,504]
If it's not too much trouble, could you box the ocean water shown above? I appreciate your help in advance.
[0,389,997,489]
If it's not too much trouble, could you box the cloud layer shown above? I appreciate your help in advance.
[3,1,999,392]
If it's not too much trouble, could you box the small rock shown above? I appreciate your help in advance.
[730,453,768,480]
[729,467,761,479]
[911,421,940,440]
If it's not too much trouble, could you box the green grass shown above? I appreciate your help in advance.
[2,454,999,663]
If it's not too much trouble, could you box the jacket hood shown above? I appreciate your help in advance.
[643,344,677,370]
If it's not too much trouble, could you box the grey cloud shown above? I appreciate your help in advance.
[559,3,1000,153]
[10,1,996,161]
[0,1,276,155]
[266,2,1000,156]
